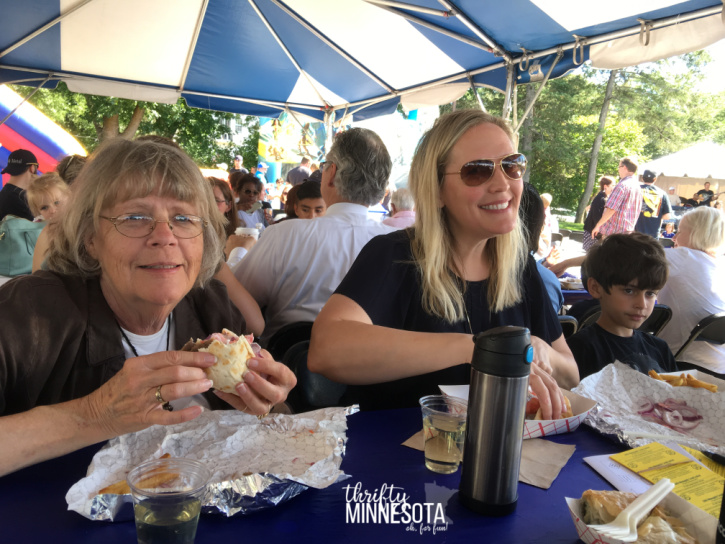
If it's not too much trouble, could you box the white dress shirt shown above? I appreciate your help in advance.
[657,247,725,373]
[232,203,399,345]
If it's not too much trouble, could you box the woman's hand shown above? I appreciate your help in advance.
[528,362,566,420]
[530,336,555,375]
[225,234,256,256]
[214,349,297,416]
[84,351,217,437]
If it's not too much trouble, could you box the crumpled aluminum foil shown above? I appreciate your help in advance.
[66,405,358,521]
[573,362,725,455]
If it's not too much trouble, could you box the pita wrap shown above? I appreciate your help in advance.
[181,329,254,395]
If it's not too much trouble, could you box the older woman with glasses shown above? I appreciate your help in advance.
[309,110,578,415]
[231,172,268,231]
[0,139,295,477]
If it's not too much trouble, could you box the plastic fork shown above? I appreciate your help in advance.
[587,478,675,542]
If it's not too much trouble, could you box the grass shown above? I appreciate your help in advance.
[559,221,584,232]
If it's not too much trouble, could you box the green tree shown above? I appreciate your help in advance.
[10,83,249,167]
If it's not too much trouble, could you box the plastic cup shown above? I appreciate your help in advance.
[235,227,259,239]
[127,458,210,544]
[419,395,468,474]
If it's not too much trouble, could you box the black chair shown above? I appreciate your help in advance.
[576,304,601,330]
[551,232,564,245]
[639,304,672,336]
[674,312,725,360]
[558,315,578,338]
[569,230,584,243]
[282,341,347,413]
[265,321,314,361]
[659,238,675,248]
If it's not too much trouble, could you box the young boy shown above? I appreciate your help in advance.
[566,232,678,379]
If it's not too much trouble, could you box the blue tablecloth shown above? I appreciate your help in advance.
[562,289,592,306]
[0,407,624,543]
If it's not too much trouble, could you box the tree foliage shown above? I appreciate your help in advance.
[10,83,262,168]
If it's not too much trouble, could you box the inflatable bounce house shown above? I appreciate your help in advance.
[0,85,85,186]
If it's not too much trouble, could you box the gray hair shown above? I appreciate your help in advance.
[390,187,414,211]
[325,127,391,206]
[47,138,226,287]
[680,206,725,252]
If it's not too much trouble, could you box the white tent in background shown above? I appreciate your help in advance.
[641,142,724,202]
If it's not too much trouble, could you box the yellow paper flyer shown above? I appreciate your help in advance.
[611,443,725,517]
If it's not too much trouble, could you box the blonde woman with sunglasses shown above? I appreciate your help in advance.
[309,110,578,416]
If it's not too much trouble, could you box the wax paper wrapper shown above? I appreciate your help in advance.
[66,406,356,521]
[573,362,725,454]
[439,385,597,438]
[566,491,716,544]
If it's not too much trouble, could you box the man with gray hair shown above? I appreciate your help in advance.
[233,127,398,345]
[383,187,415,228]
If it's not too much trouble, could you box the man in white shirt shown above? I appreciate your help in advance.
[233,128,398,345]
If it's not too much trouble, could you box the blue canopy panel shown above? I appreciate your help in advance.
[0,68,60,90]
[338,96,401,122]
[186,0,390,111]
[470,67,508,92]
[0,0,60,72]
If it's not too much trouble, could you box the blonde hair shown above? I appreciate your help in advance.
[47,138,226,287]
[680,206,725,253]
[26,172,70,217]
[409,110,527,322]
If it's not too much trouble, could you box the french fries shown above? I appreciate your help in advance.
[648,370,718,393]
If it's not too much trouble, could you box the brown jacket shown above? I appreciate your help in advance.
[0,271,244,415]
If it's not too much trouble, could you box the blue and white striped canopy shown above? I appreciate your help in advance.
[1,0,723,122]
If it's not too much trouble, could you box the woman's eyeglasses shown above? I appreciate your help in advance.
[215,198,228,205]
[100,214,207,239]
[445,153,527,186]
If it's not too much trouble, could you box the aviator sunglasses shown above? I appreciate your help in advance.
[445,153,527,186]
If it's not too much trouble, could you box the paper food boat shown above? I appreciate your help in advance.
[439,386,597,439]
[566,491,716,544]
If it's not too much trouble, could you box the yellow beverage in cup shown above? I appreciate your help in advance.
[419,395,468,474]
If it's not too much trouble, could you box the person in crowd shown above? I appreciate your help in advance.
[0,149,38,221]
[232,172,268,231]
[667,186,681,207]
[661,222,675,239]
[582,176,614,251]
[566,232,677,379]
[635,170,672,238]
[656,207,725,375]
[26,173,70,223]
[255,162,269,185]
[277,184,300,222]
[713,200,723,211]
[308,110,577,415]
[537,192,559,258]
[55,154,87,185]
[0,138,296,477]
[696,181,715,207]
[294,180,326,219]
[592,158,642,239]
[382,188,416,228]
[209,177,239,238]
[286,157,312,186]
[229,154,248,175]
[233,127,398,345]
[521,183,564,314]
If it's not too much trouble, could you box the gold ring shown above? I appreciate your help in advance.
[257,403,273,420]
[155,386,174,412]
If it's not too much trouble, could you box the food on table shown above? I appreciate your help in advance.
[636,397,703,433]
[181,329,255,395]
[525,393,573,420]
[98,454,173,495]
[580,489,697,544]
[648,370,718,393]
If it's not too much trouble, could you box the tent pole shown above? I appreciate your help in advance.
[0,75,52,128]
[502,63,515,121]
[323,110,334,158]
[468,75,486,112]
[514,50,563,133]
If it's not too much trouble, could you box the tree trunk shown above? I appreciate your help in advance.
[99,104,146,142]
[121,105,146,138]
[576,69,618,222]
[520,85,535,184]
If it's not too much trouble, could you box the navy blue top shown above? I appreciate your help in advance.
[335,229,562,410]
